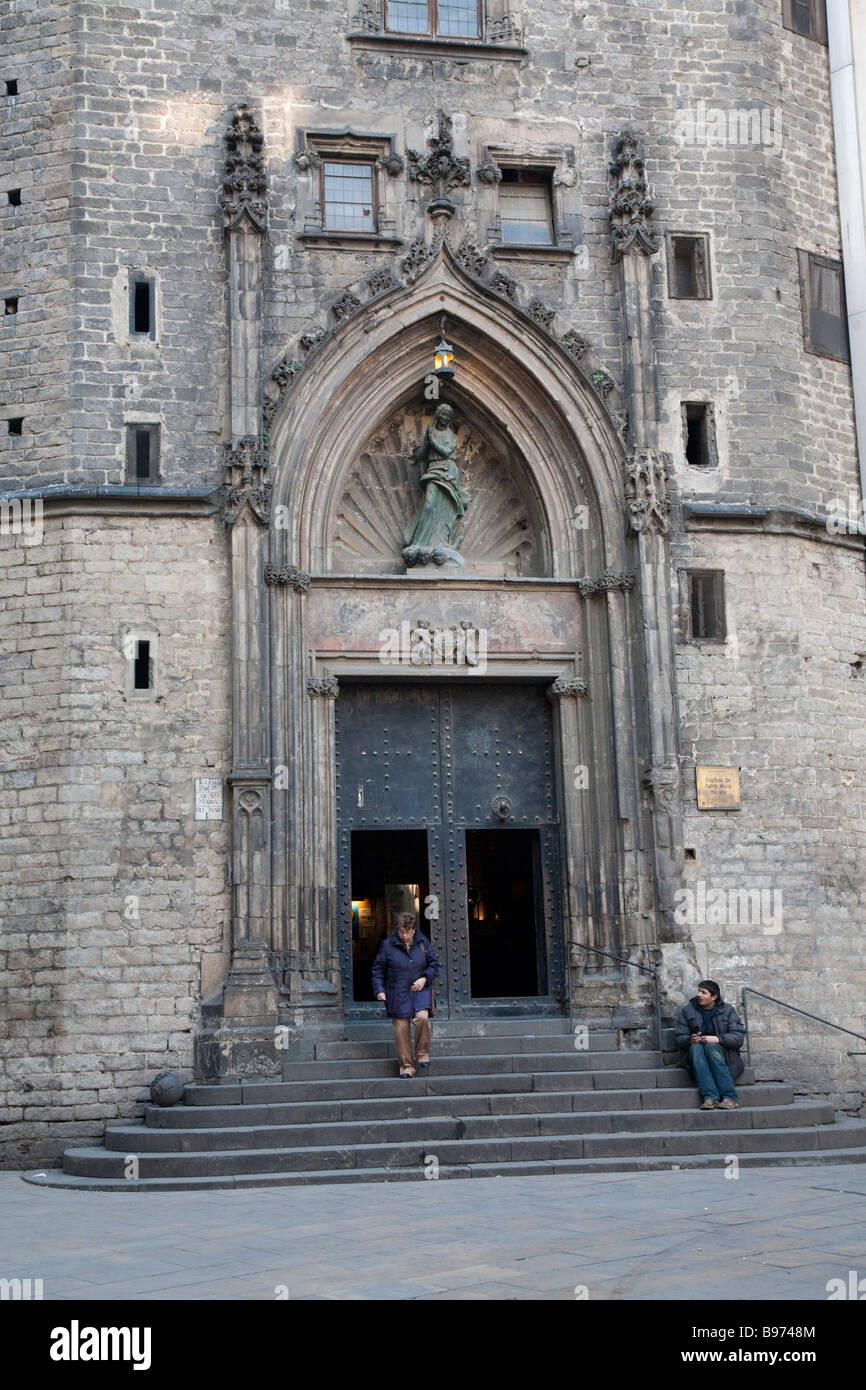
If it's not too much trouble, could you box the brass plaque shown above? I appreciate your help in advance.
[696,766,741,811]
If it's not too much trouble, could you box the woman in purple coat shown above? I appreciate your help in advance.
[372,911,440,1078]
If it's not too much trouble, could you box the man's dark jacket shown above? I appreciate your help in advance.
[371,931,439,1019]
[673,996,746,1081]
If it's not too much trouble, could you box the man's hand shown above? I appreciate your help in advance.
[703,1035,719,1044]
[376,992,386,1002]
[410,978,427,992]
[691,1033,703,1043]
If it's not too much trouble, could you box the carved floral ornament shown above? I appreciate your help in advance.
[577,570,636,597]
[407,112,471,220]
[307,675,340,699]
[219,105,268,233]
[264,563,312,592]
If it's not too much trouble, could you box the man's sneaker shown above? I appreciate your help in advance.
[719,1098,739,1110]
[700,1097,717,1110]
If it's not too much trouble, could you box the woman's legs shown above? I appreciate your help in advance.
[413,1010,430,1064]
[391,1018,414,1075]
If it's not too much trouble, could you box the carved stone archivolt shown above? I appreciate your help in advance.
[307,675,339,699]
[625,448,672,534]
[609,130,659,261]
[219,105,268,233]
[264,563,312,592]
[547,676,588,700]
[329,399,548,578]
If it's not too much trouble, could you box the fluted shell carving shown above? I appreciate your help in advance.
[329,403,548,577]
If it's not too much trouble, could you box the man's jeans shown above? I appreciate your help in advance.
[689,1042,738,1102]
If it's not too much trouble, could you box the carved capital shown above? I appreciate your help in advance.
[547,675,588,701]
[577,570,636,597]
[625,448,672,534]
[264,563,312,593]
[307,675,340,700]
[220,104,268,233]
[609,129,659,261]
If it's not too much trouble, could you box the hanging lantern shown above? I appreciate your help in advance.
[433,316,455,380]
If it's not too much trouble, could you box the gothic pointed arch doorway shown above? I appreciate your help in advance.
[253,243,659,1021]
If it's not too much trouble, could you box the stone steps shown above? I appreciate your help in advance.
[104,1101,833,1153]
[144,1082,794,1129]
[22,1020,866,1192]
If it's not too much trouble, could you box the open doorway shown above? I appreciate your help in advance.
[349,829,429,1001]
[466,829,546,998]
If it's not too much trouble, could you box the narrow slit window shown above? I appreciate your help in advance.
[668,234,711,299]
[8,416,23,435]
[322,161,375,233]
[499,169,554,245]
[131,278,154,336]
[4,297,18,315]
[126,423,160,483]
[133,640,151,690]
[688,571,726,642]
[682,402,718,469]
[7,189,21,207]
[5,80,18,97]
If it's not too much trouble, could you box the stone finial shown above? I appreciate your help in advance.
[220,104,268,233]
[609,130,659,261]
[407,112,471,221]
[625,449,672,534]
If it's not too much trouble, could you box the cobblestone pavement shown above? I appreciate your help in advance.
[2,1165,865,1301]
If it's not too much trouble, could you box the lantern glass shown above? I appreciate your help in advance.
[433,337,455,379]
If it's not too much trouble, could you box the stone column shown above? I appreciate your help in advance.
[610,131,685,945]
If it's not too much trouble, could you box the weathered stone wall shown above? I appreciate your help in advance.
[0,0,74,488]
[3,2,856,503]
[671,528,866,1112]
[0,513,231,1166]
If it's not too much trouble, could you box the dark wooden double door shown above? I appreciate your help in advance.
[335,681,566,1018]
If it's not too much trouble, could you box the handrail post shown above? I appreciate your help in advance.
[742,989,751,1069]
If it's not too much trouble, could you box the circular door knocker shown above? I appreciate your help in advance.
[491,795,513,821]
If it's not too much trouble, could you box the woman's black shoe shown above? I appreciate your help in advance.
[417,1061,429,1071]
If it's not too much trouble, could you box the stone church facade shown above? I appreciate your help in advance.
[1,0,864,1167]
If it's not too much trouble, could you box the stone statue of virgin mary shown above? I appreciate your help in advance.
[403,403,472,568]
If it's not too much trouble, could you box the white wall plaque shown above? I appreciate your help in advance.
[194,777,223,821]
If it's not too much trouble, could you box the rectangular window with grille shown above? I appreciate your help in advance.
[687,571,726,642]
[323,161,376,233]
[385,1,480,36]
[499,169,554,245]
[798,250,849,362]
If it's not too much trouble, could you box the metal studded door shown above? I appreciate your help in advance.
[335,682,565,1018]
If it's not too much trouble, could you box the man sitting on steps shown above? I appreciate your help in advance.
[674,979,746,1111]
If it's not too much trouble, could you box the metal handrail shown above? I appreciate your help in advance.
[740,988,866,1068]
[571,942,664,1067]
